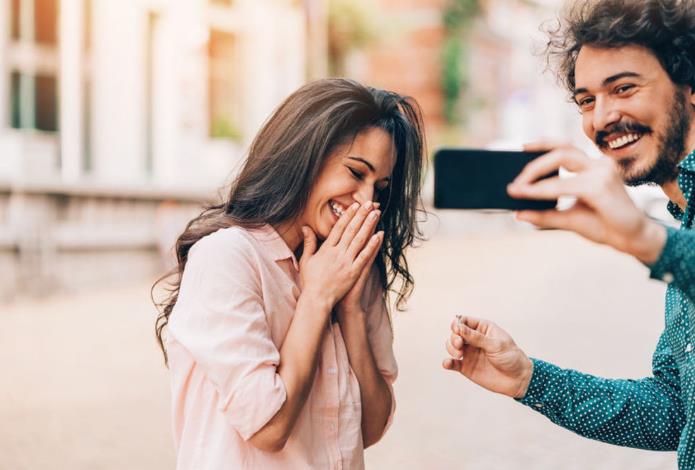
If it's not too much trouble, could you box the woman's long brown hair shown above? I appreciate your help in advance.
[153,78,426,364]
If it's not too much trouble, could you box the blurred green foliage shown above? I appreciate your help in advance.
[442,0,480,124]
[210,117,243,142]
[327,0,378,75]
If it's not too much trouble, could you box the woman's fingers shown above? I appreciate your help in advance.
[339,201,374,248]
[301,226,317,257]
[353,231,383,273]
[326,202,360,246]
[347,209,380,258]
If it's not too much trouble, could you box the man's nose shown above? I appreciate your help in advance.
[593,97,621,132]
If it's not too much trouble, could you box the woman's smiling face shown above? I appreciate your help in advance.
[300,127,396,241]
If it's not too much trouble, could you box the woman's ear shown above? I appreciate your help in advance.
[690,85,695,107]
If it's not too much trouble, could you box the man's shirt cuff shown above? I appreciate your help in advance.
[515,358,562,413]
[648,225,680,284]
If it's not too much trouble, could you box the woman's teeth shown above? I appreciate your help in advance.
[608,133,641,149]
[329,201,345,217]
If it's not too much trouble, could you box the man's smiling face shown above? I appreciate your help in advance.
[574,45,695,186]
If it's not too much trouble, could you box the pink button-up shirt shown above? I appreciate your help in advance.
[166,225,397,469]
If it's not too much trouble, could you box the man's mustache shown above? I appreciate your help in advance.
[595,121,652,148]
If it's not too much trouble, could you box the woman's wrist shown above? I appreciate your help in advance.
[297,290,334,319]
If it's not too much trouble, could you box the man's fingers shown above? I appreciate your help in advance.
[458,315,483,331]
[442,358,463,371]
[326,202,360,246]
[446,336,464,359]
[511,148,589,188]
[458,322,492,351]
[523,141,563,153]
[508,173,589,201]
[516,204,600,232]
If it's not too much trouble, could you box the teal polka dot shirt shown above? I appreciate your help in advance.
[517,148,695,469]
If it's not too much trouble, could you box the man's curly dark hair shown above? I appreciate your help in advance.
[544,0,695,99]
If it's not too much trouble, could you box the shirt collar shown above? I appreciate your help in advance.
[679,148,695,173]
[668,148,695,222]
[247,224,299,271]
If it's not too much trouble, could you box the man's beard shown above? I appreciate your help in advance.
[619,90,690,187]
[628,92,690,186]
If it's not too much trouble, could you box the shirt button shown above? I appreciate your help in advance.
[662,272,674,283]
[686,344,693,353]
[327,367,337,375]
[534,403,543,409]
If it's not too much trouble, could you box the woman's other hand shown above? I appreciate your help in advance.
[299,200,383,311]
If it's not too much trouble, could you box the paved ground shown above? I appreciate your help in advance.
[0,214,678,469]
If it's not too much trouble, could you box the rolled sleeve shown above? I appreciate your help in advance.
[648,225,695,303]
[168,230,287,440]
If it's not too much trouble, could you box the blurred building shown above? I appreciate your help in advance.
[340,0,583,148]
[0,0,325,299]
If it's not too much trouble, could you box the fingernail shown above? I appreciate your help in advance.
[373,202,381,208]
[362,200,372,209]
[369,211,378,219]
[351,202,360,211]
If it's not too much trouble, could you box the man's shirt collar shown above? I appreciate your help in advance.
[667,148,695,221]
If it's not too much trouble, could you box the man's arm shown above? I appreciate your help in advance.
[517,332,684,451]
[444,318,685,451]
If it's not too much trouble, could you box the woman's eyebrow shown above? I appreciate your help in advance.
[346,156,375,172]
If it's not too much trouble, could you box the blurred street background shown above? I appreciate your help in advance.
[0,0,677,468]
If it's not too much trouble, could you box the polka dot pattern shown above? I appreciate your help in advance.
[517,149,695,468]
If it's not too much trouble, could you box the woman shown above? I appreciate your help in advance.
[154,78,425,469]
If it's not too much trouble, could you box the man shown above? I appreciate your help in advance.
[443,0,695,467]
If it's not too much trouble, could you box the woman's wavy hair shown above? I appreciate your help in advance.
[543,0,695,98]
[153,78,426,364]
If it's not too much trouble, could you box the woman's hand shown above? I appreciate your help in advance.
[299,200,384,311]
[336,205,383,316]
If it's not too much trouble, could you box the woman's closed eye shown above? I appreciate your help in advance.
[348,167,364,180]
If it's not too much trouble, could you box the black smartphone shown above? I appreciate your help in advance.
[433,148,558,210]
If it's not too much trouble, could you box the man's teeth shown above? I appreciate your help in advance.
[608,133,641,149]
[329,201,345,217]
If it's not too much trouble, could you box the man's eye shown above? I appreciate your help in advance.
[577,97,594,111]
[615,84,634,94]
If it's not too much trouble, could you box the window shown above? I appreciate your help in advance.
[8,0,60,132]
[208,29,242,141]
[10,72,59,132]
[11,0,59,45]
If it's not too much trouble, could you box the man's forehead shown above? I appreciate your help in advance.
[575,44,661,89]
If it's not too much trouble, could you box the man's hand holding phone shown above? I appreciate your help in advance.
[507,142,667,264]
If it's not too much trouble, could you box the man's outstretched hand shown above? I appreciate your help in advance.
[443,316,533,399]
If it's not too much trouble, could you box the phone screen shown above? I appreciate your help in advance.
[433,148,557,210]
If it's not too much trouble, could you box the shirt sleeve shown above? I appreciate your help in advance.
[169,230,287,441]
[516,331,685,451]
[362,273,398,441]
[649,225,695,304]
